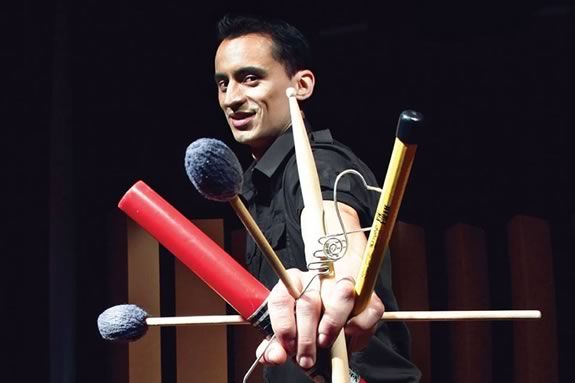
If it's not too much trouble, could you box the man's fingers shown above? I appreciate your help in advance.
[295,284,322,369]
[345,292,385,351]
[268,269,302,355]
[256,338,288,365]
[317,276,356,348]
[348,292,384,331]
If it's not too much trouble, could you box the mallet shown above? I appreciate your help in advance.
[97,304,542,342]
[184,137,299,299]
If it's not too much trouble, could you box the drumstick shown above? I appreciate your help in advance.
[286,87,349,383]
[353,110,423,315]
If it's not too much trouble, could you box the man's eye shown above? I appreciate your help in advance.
[243,75,259,84]
[217,80,228,92]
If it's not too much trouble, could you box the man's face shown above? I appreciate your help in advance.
[214,33,295,157]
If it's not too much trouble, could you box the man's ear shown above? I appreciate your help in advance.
[292,70,315,100]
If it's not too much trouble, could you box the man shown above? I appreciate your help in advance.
[214,13,421,382]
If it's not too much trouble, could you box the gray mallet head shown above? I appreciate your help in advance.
[97,304,149,342]
[184,138,243,202]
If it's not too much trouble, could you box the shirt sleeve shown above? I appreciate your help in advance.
[314,147,379,228]
[283,145,380,228]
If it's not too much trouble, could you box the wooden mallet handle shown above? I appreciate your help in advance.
[144,310,542,327]
[228,196,300,299]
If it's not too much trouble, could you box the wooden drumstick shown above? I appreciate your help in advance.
[353,111,423,315]
[286,87,350,383]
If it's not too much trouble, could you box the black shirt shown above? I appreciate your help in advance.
[241,126,421,382]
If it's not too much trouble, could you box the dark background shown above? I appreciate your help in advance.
[2,0,573,381]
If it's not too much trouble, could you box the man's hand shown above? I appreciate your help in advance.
[256,201,385,369]
[257,270,384,368]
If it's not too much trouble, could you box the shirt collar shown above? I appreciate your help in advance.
[242,120,334,199]
[240,125,297,201]
[254,119,324,179]
[253,128,295,179]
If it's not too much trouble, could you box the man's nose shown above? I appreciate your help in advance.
[223,82,245,109]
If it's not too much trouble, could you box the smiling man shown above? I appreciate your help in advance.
[214,14,421,382]
[215,27,314,159]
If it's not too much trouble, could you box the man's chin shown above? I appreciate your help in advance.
[231,131,253,145]
[231,125,258,143]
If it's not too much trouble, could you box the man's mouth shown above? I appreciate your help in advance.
[229,111,256,130]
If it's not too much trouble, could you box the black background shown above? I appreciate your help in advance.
[2,0,573,381]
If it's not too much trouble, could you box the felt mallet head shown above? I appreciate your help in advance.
[184,138,243,202]
[97,304,149,342]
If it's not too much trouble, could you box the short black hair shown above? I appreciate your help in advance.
[216,14,312,77]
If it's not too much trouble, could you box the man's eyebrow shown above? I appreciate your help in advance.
[214,66,268,83]
[235,66,267,78]
[214,72,227,83]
